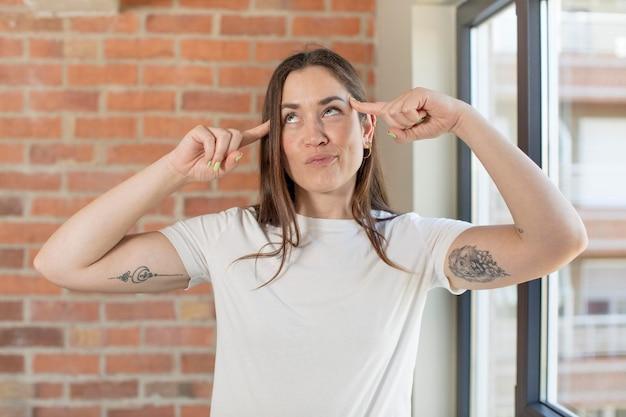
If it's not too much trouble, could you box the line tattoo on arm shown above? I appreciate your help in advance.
[107,266,185,284]
[448,245,510,282]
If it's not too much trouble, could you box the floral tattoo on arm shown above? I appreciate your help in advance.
[448,245,510,282]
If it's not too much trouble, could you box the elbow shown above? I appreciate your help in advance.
[573,226,589,256]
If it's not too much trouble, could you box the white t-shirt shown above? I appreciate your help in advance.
[159,206,472,417]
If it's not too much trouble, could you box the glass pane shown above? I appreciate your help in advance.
[545,0,626,415]
[468,5,517,417]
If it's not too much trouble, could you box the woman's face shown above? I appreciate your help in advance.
[279,65,374,198]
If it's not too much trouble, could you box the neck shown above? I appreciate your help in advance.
[295,187,354,219]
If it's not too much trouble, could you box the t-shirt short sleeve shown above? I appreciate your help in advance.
[406,213,474,295]
[158,208,233,291]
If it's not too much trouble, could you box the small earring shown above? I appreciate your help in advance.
[363,143,372,159]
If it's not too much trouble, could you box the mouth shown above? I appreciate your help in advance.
[307,156,337,166]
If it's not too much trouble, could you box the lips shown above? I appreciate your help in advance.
[306,154,337,164]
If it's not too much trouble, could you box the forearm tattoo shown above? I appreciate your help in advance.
[448,245,510,282]
[107,266,184,284]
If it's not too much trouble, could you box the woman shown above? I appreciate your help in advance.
[34,48,587,416]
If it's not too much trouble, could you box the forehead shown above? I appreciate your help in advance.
[281,65,347,104]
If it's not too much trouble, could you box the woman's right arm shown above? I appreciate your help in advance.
[33,121,269,293]
[33,154,192,293]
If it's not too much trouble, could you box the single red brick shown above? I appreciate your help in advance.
[0,354,24,372]
[63,39,99,59]
[105,38,174,59]
[106,354,173,374]
[0,64,62,85]
[0,275,61,295]
[109,405,175,417]
[66,171,136,192]
[105,301,176,320]
[221,15,285,36]
[0,327,63,347]
[331,41,374,64]
[292,16,360,36]
[0,13,63,32]
[68,64,138,86]
[182,91,250,112]
[74,116,136,139]
[0,91,23,111]
[180,39,249,61]
[33,382,64,399]
[106,144,173,164]
[143,116,212,139]
[30,143,94,165]
[145,380,211,399]
[33,354,100,374]
[218,66,273,87]
[331,0,374,11]
[29,38,63,58]
[104,327,141,346]
[0,38,22,57]
[121,0,173,8]
[70,380,138,399]
[0,117,61,139]
[106,91,175,111]
[0,301,22,320]
[31,300,100,322]
[32,405,99,417]
[30,91,99,112]
[31,195,94,217]
[0,172,61,190]
[69,14,139,33]
[255,41,307,62]
[0,197,24,216]
[0,222,61,244]
[180,0,249,9]
[143,65,214,86]
[255,0,324,10]
[0,143,24,163]
[146,14,213,33]
[144,326,215,346]
[181,352,215,373]
[181,404,212,417]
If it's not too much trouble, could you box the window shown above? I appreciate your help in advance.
[466,4,518,417]
[457,0,626,416]
[548,3,626,415]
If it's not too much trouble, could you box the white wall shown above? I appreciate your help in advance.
[376,2,461,416]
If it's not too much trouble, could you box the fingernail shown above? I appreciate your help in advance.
[387,131,397,139]
[234,153,242,162]
[213,161,221,172]
[207,160,212,168]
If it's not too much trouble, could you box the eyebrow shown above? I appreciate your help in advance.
[280,96,346,110]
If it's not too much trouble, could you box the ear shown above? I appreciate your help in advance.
[361,114,376,144]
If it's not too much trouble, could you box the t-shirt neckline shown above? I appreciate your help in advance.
[294,210,385,231]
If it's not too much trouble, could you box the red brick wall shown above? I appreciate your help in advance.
[0,0,375,415]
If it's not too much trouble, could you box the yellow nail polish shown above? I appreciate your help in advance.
[387,131,397,139]
[235,153,242,162]
[207,160,212,168]
[213,161,221,172]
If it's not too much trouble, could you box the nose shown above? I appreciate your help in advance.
[303,117,328,147]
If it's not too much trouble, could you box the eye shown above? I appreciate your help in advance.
[283,106,341,123]
[323,106,341,117]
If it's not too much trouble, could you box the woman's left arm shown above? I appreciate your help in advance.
[350,88,588,291]
[452,102,587,245]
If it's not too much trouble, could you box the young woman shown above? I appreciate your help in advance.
[34,48,587,416]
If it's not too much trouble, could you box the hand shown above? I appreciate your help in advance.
[349,87,469,143]
[166,121,270,183]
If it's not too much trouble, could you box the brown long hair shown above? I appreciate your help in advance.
[230,46,412,289]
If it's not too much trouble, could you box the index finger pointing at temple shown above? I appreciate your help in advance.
[241,120,270,147]
[349,96,386,116]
